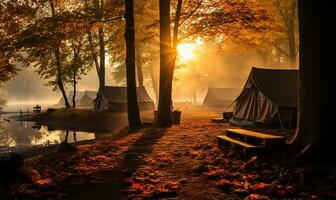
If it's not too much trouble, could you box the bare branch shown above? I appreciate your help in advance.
[272,42,290,57]
[89,16,123,24]
[273,0,290,31]
[173,0,183,48]
[179,0,203,27]
[179,19,239,41]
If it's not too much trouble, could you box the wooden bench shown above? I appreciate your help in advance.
[33,105,41,113]
[211,118,227,123]
[217,135,262,155]
[226,129,286,147]
[217,128,286,155]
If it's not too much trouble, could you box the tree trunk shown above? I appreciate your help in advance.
[72,69,76,108]
[50,0,70,109]
[92,0,105,94]
[65,130,69,143]
[150,61,159,105]
[157,0,174,127]
[98,26,105,91]
[84,0,101,87]
[87,31,101,84]
[55,49,70,109]
[290,0,336,161]
[95,0,105,91]
[193,89,196,105]
[72,45,78,109]
[288,0,297,66]
[136,51,144,88]
[124,0,142,131]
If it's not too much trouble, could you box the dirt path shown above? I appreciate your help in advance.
[63,112,236,199]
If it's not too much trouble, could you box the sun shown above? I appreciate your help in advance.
[177,43,196,63]
[177,39,203,63]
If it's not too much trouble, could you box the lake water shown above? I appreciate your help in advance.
[0,113,96,151]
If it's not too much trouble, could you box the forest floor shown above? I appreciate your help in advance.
[2,109,336,200]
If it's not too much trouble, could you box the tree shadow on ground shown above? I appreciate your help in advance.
[119,128,168,174]
[67,127,168,200]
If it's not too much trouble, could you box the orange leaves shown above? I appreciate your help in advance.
[245,194,271,200]
[205,166,226,179]
[241,156,258,169]
[156,181,180,196]
[127,177,180,199]
[88,154,110,161]
[146,153,174,167]
[217,178,246,189]
[249,182,271,191]
[35,178,53,186]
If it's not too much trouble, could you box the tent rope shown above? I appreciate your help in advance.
[288,108,293,129]
[224,100,236,112]
[276,106,284,129]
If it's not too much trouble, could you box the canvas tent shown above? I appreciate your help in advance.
[57,91,84,106]
[79,91,97,106]
[203,87,241,108]
[232,67,298,126]
[94,86,155,111]
[58,90,97,107]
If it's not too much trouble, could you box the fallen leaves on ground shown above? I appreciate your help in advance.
[127,175,180,199]
[3,112,336,200]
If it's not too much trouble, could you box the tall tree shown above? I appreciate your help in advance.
[156,0,176,127]
[50,0,71,108]
[290,0,336,160]
[157,0,267,127]
[124,0,142,130]
[0,0,34,84]
[65,39,91,108]
[94,0,106,93]
[272,0,298,66]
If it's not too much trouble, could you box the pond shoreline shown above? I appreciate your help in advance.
[26,109,131,131]
[1,108,154,157]
[0,137,100,158]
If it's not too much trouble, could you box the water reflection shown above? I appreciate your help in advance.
[0,114,95,149]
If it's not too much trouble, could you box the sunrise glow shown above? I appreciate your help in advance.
[177,43,196,62]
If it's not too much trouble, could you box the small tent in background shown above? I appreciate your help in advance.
[203,87,241,108]
[57,91,85,106]
[233,67,298,127]
[94,86,155,112]
[79,91,97,107]
[57,90,97,107]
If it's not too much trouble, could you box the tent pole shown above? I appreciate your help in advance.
[277,106,283,129]
[288,109,293,129]
[223,88,247,112]
[224,100,236,112]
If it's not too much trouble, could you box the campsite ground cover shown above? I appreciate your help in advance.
[2,109,336,199]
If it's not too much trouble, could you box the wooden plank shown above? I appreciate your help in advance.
[212,118,228,123]
[217,135,260,148]
[226,129,285,139]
